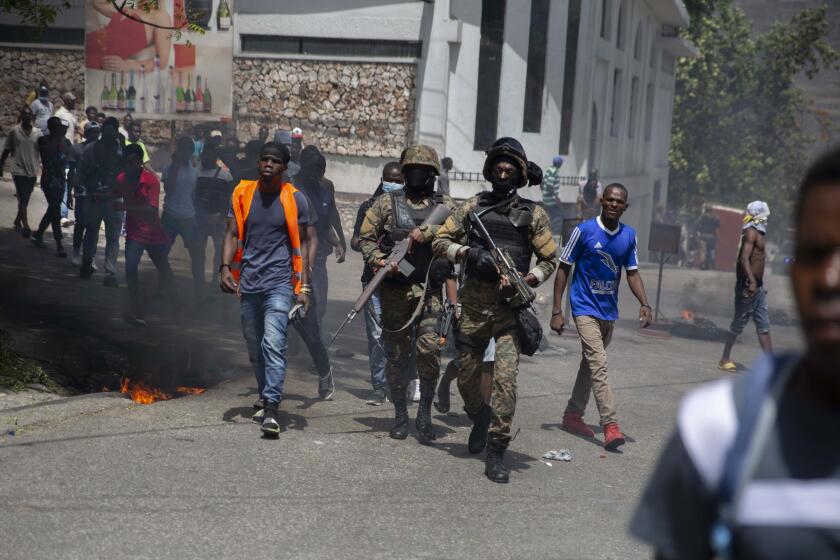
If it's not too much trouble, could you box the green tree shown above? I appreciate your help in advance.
[669,1,837,230]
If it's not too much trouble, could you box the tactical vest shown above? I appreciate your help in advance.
[381,190,444,285]
[467,194,535,281]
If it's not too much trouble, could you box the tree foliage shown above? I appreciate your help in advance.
[669,0,837,230]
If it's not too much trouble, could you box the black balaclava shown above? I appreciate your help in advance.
[489,155,522,199]
[404,165,436,196]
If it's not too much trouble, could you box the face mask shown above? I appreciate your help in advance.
[382,181,403,193]
[490,171,520,197]
[404,167,436,195]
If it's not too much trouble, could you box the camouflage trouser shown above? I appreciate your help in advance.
[455,291,520,446]
[380,283,443,399]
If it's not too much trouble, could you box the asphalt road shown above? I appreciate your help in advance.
[0,178,803,559]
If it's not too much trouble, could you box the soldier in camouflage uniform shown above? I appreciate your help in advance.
[433,137,557,483]
[358,145,458,444]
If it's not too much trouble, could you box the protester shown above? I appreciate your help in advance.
[438,156,452,196]
[126,121,151,167]
[234,140,263,183]
[196,145,234,288]
[577,169,602,220]
[161,136,206,302]
[54,92,79,143]
[78,105,99,134]
[119,113,133,143]
[542,155,564,230]
[114,144,177,326]
[95,112,106,125]
[32,117,73,257]
[551,183,652,451]
[630,145,840,560]
[350,162,397,405]
[294,145,345,325]
[80,116,125,286]
[192,125,206,159]
[697,204,721,270]
[0,107,42,238]
[718,201,774,371]
[70,122,101,265]
[274,130,300,177]
[30,85,54,134]
[219,141,316,436]
[257,125,269,144]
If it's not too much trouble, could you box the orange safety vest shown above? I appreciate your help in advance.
[230,179,303,294]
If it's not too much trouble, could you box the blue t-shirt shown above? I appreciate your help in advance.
[560,216,639,321]
[234,189,310,295]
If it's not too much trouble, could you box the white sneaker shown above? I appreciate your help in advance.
[407,379,421,402]
[70,248,81,266]
[60,218,74,228]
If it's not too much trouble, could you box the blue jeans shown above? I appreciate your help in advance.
[362,282,386,390]
[729,286,770,335]
[240,286,294,404]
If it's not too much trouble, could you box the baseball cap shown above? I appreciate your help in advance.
[291,127,303,139]
[61,91,76,101]
[38,85,49,96]
[210,129,223,138]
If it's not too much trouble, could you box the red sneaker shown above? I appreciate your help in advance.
[603,423,626,451]
[562,411,595,438]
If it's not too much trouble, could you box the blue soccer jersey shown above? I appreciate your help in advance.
[560,216,639,321]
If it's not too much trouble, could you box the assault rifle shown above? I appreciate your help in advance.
[437,301,456,347]
[467,210,536,309]
[328,204,453,347]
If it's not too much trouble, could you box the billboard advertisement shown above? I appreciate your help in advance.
[84,0,233,120]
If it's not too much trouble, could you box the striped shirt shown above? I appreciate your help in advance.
[541,165,561,206]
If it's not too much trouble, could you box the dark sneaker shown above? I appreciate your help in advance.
[365,388,387,406]
[55,247,67,258]
[261,404,280,436]
[13,223,22,233]
[79,265,94,279]
[318,368,335,401]
[122,312,147,328]
[21,227,31,239]
[31,235,46,249]
[252,398,263,411]
[103,275,119,288]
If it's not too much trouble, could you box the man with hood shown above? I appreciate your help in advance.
[433,137,558,482]
[719,201,773,371]
[359,145,458,445]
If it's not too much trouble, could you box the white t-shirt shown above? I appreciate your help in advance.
[54,107,78,143]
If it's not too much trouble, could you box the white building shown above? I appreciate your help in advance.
[235,0,695,255]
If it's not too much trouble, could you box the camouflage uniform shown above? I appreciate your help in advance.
[358,191,458,398]
[433,194,557,446]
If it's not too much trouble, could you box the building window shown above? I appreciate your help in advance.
[644,82,655,141]
[662,52,676,75]
[610,69,623,137]
[240,35,422,58]
[634,22,642,60]
[616,1,626,50]
[523,0,550,132]
[0,24,83,46]
[473,0,507,150]
[600,0,612,40]
[628,76,639,138]
[559,0,582,153]
[649,39,657,69]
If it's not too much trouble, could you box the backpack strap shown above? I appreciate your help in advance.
[711,352,799,558]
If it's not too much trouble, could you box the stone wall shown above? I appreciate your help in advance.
[0,48,418,160]
[234,58,416,158]
[0,47,85,133]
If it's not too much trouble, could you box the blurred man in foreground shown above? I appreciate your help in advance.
[630,145,840,559]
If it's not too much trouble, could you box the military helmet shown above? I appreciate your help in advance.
[401,144,441,175]
[482,137,529,188]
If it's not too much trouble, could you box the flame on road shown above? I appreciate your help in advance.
[116,378,206,404]
[681,309,696,322]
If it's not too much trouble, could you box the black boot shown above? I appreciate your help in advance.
[389,397,409,440]
[416,396,436,445]
[467,404,492,454]
[484,439,510,483]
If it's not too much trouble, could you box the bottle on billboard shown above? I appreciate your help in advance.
[117,72,126,111]
[203,78,212,113]
[153,55,162,114]
[185,73,194,112]
[139,64,147,113]
[217,0,231,30]
[195,75,204,113]
[109,72,118,110]
[101,76,109,111]
[176,71,185,113]
[127,69,136,111]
